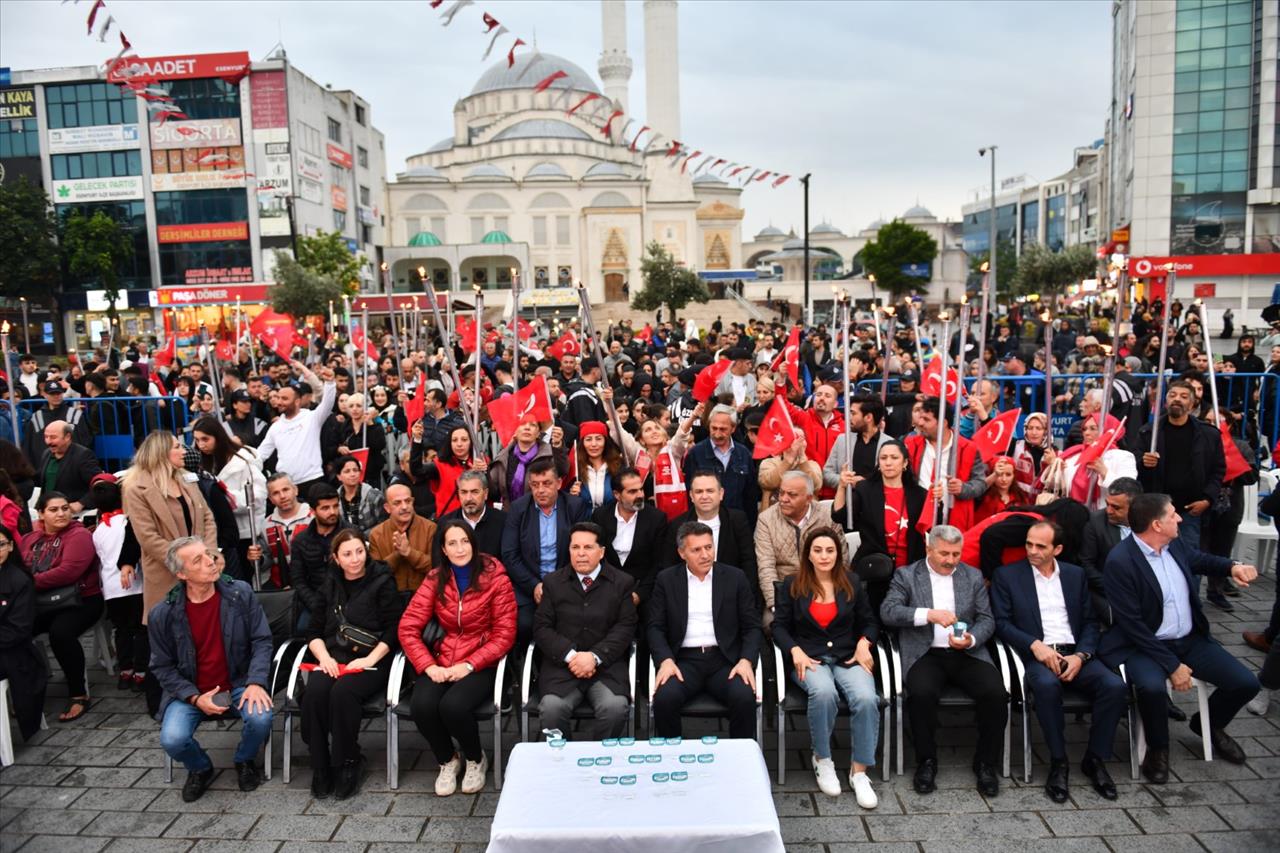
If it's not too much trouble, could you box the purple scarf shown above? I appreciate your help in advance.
[509,442,540,500]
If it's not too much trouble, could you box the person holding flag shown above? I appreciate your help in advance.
[600,385,700,521]
[903,397,988,532]
[486,376,569,505]
[1054,414,1137,511]
[257,360,337,498]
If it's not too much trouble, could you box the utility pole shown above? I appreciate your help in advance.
[801,173,811,325]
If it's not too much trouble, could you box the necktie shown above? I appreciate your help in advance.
[582,575,594,591]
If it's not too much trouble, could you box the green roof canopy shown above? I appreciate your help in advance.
[408,231,442,247]
[480,230,512,244]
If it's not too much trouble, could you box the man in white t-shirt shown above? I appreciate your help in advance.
[258,360,336,495]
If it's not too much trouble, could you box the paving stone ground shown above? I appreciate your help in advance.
[2,570,1276,852]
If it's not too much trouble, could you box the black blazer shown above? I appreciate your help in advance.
[533,563,637,698]
[659,507,757,602]
[592,504,668,608]
[844,478,927,566]
[772,573,879,663]
[1077,510,1123,595]
[36,444,104,509]
[439,506,508,565]
[991,559,1100,661]
[646,561,762,668]
[1098,535,1233,672]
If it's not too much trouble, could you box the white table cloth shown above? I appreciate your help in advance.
[487,738,784,853]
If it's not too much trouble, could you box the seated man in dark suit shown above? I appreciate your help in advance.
[992,521,1127,803]
[36,420,104,513]
[533,522,637,739]
[592,467,668,611]
[880,524,1006,797]
[1099,493,1260,783]
[659,470,757,606]
[439,470,507,561]
[1077,477,1143,623]
[648,521,761,739]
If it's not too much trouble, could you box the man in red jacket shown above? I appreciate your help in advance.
[784,382,845,499]
[903,397,988,531]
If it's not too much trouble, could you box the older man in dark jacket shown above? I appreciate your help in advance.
[149,536,274,803]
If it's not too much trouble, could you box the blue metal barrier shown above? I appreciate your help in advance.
[855,372,1280,450]
[18,396,191,471]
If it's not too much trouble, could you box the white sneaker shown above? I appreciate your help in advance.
[461,753,489,794]
[1246,689,1272,716]
[434,754,461,797]
[812,754,841,797]
[850,770,878,809]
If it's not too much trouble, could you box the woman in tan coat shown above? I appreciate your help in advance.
[122,431,219,627]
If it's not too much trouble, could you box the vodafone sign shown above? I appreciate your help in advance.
[1129,254,1280,278]
[107,51,251,85]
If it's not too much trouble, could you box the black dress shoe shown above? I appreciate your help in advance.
[974,760,999,797]
[912,758,937,794]
[311,765,333,799]
[1207,591,1234,612]
[1141,747,1169,784]
[1190,713,1248,764]
[1044,758,1069,803]
[235,761,261,792]
[334,755,367,800]
[1081,753,1117,800]
[182,767,215,802]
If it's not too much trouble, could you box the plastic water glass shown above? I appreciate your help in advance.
[700,735,718,745]
[602,738,619,747]
[648,736,667,746]
[600,775,619,784]
[620,774,637,785]
[953,621,968,639]
[697,753,714,763]
[671,770,689,782]
[645,754,662,763]
[619,737,636,746]
[577,757,595,767]
[666,736,682,746]
[679,754,696,764]
[628,754,646,764]
[548,738,567,762]
[595,756,612,766]
[652,772,670,782]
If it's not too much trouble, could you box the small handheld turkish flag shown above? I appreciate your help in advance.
[692,359,732,403]
[970,408,1022,464]
[753,396,798,460]
[546,331,581,360]
[487,374,554,445]
[921,355,962,403]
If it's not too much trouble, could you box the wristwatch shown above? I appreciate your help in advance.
[462,662,475,673]
[1075,651,1092,663]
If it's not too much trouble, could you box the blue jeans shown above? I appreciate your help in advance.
[791,657,879,766]
[1177,513,1203,552]
[160,686,273,772]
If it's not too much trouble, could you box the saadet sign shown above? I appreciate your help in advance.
[106,51,250,85]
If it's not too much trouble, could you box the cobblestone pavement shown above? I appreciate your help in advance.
[2,570,1277,853]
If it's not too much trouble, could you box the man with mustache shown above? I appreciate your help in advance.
[1136,380,1224,551]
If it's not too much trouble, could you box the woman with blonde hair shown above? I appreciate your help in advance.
[122,431,218,629]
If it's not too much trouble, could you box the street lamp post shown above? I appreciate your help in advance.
[801,173,811,325]
[978,145,997,378]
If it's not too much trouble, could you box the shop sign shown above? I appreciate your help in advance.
[358,205,375,225]
[521,287,579,307]
[152,169,248,192]
[331,185,348,211]
[1129,254,1280,277]
[1111,227,1130,243]
[106,51,251,85]
[150,117,242,150]
[297,151,324,182]
[297,177,322,204]
[156,282,271,305]
[327,143,352,169]
[1193,283,1216,298]
[182,266,254,285]
[157,221,250,244]
[0,87,36,120]
[151,145,247,191]
[259,200,291,237]
[47,123,141,154]
[51,175,145,203]
[256,146,292,196]
[249,71,288,137]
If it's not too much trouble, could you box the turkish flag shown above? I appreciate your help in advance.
[250,308,296,361]
[402,372,427,428]
[970,408,1022,464]
[1068,417,1126,503]
[215,339,235,361]
[753,396,798,459]
[921,355,962,403]
[456,316,478,354]
[1221,422,1252,483]
[516,318,535,341]
[546,330,581,360]
[348,448,371,482]
[692,359,732,403]
[487,374,554,445]
[351,322,378,359]
[770,326,802,389]
[153,335,177,367]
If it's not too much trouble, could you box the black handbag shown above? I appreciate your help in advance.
[421,617,444,648]
[29,536,83,615]
[335,605,380,655]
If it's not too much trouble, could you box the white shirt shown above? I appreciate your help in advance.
[613,505,639,565]
[682,566,718,648]
[730,373,750,406]
[258,380,337,484]
[914,562,960,649]
[463,507,486,529]
[585,463,609,509]
[697,512,722,555]
[916,436,953,488]
[1033,560,1076,645]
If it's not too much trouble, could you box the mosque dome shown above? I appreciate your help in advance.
[902,205,935,219]
[463,164,514,181]
[400,165,446,181]
[693,173,727,186]
[524,162,572,180]
[809,222,845,237]
[492,119,592,142]
[471,53,600,96]
[425,137,454,153]
[583,162,632,180]
[755,225,786,239]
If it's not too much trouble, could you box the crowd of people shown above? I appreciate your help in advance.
[0,296,1277,813]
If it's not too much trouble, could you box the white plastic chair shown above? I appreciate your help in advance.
[1129,675,1214,763]
[1233,483,1277,574]
[646,656,764,747]
[0,678,49,767]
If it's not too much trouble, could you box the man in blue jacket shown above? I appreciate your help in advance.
[992,521,1127,803]
[682,404,760,523]
[149,536,274,802]
[1099,493,1260,784]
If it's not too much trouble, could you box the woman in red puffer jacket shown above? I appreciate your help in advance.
[398,519,515,796]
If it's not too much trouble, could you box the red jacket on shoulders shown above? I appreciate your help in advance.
[398,554,516,674]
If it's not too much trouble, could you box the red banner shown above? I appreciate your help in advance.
[107,51,250,84]
[327,143,353,169]
[249,71,289,130]
[157,283,271,305]
[1129,253,1280,278]
[157,221,249,244]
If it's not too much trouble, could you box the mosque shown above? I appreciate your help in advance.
[382,0,746,314]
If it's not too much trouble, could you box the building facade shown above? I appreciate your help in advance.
[0,49,386,350]
[1108,0,1279,325]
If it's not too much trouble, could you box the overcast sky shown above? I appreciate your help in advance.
[1,0,1111,237]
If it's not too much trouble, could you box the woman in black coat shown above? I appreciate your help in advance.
[0,523,48,742]
[772,527,881,807]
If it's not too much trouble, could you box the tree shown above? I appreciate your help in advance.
[1012,243,1098,297]
[270,250,346,318]
[860,219,938,298]
[631,241,709,319]
[60,210,134,322]
[0,177,60,302]
[295,229,363,294]
[967,239,1018,296]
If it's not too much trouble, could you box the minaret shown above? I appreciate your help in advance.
[643,0,680,140]
[598,0,632,113]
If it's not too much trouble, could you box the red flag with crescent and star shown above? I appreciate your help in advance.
[921,354,962,404]
[487,374,554,445]
[770,325,802,389]
[753,395,798,460]
[969,408,1022,464]
[545,330,580,360]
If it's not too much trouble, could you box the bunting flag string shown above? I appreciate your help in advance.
[679,150,701,174]
[86,0,104,34]
[95,14,114,41]
[565,92,600,115]
[481,24,508,60]
[532,69,568,93]
[600,109,623,139]
[629,125,651,152]
[506,37,526,68]
[440,0,474,26]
